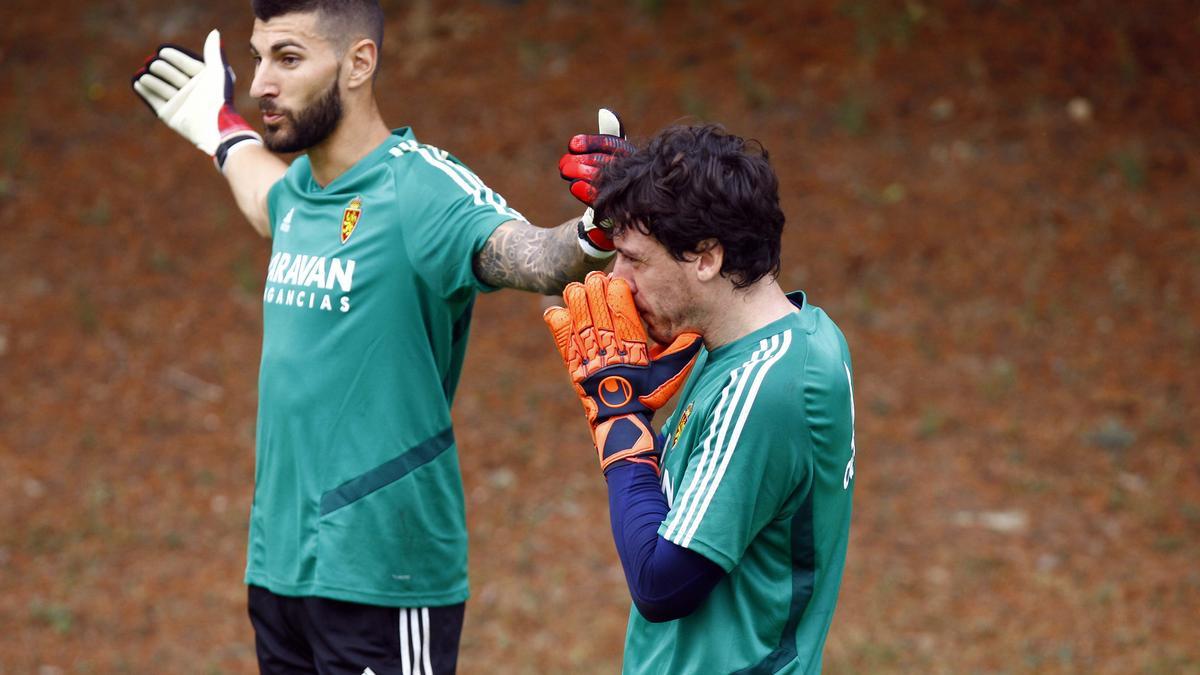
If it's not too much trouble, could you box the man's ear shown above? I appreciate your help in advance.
[345,38,378,89]
[693,239,724,283]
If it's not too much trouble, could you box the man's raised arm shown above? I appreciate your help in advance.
[132,29,284,238]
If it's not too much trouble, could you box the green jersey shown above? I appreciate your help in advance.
[623,293,855,674]
[245,129,522,607]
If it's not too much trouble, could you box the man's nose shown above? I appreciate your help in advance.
[611,259,636,293]
[249,64,276,100]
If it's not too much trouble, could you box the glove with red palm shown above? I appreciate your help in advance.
[559,109,636,259]
[544,272,702,474]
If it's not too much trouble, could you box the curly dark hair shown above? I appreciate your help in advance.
[593,124,785,289]
[251,0,384,53]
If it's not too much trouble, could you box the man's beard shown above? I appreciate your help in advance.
[261,76,343,154]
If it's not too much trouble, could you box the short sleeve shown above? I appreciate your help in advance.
[659,367,808,572]
[400,149,525,297]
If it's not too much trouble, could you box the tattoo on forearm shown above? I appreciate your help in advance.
[474,220,608,294]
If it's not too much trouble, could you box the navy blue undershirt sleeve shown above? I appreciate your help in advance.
[605,462,725,623]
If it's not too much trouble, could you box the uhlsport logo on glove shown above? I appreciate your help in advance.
[598,376,634,408]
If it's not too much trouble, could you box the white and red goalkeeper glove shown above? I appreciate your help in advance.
[560,108,635,259]
[132,29,262,172]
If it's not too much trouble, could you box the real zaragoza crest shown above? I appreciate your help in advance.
[672,402,693,447]
[340,196,363,244]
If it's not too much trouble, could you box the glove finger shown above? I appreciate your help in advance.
[542,306,583,376]
[568,134,636,156]
[597,107,624,138]
[569,180,597,206]
[159,46,205,77]
[131,79,168,114]
[203,29,223,70]
[148,58,192,90]
[606,278,649,366]
[583,272,617,362]
[563,281,603,368]
[558,154,603,181]
[134,73,179,105]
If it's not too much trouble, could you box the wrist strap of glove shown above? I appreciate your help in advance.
[213,105,262,172]
[577,211,615,259]
[596,411,660,475]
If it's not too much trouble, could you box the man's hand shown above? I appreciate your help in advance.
[132,29,262,172]
[544,272,702,474]
[560,109,635,259]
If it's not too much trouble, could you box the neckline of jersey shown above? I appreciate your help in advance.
[704,290,808,361]
[303,127,416,193]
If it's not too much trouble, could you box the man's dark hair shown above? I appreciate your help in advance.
[252,0,385,54]
[594,124,785,289]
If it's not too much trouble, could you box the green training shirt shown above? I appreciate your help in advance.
[245,129,522,607]
[623,293,855,674]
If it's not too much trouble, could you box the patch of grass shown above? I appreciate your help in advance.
[880,182,906,204]
[232,248,261,294]
[81,55,106,104]
[1154,535,1184,553]
[30,600,75,635]
[1180,502,1200,525]
[81,195,111,227]
[1085,417,1136,454]
[1112,148,1147,190]
[679,76,710,120]
[515,39,549,78]
[733,41,773,110]
[150,248,175,273]
[835,91,870,136]
[75,286,99,335]
[839,0,930,59]
[1112,29,1140,85]
[981,358,1017,401]
[849,640,902,668]
[918,407,947,438]
[630,0,664,18]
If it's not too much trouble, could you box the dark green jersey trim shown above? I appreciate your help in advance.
[732,489,816,674]
[319,427,456,516]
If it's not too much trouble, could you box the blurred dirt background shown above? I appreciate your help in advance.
[1,0,1198,672]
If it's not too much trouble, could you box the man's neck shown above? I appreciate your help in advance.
[699,281,797,351]
[307,101,391,188]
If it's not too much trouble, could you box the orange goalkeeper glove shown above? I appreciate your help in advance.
[544,272,703,474]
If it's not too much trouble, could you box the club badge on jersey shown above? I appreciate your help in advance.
[671,402,693,448]
[341,196,363,244]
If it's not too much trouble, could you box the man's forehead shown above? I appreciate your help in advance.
[250,12,326,50]
[614,226,661,256]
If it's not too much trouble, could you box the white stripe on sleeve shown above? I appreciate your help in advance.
[664,336,779,542]
[679,330,792,547]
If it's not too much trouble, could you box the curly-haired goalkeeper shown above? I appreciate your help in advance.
[545,124,857,674]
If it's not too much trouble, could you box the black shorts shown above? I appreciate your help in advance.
[248,585,466,675]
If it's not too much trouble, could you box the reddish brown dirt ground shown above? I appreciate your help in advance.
[1,0,1198,672]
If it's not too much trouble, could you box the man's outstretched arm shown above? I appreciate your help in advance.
[473,218,609,295]
[473,108,635,295]
[132,29,284,238]
[221,147,286,238]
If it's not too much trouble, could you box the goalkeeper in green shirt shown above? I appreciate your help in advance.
[131,0,626,672]
[546,124,856,674]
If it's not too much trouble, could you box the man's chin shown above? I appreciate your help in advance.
[263,130,300,154]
